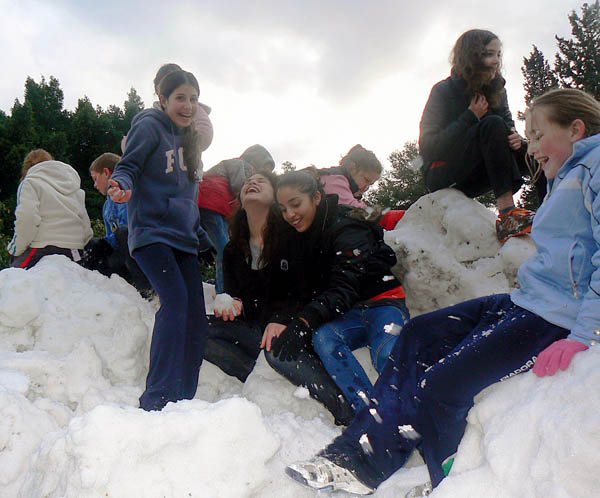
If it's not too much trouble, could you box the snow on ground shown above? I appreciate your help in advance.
[0,189,597,498]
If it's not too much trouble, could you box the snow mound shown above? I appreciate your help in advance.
[385,189,536,316]
[435,347,600,498]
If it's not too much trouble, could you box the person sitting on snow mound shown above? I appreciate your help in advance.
[198,144,275,294]
[419,29,536,243]
[204,171,355,425]
[81,152,152,296]
[7,149,93,269]
[285,88,600,497]
[309,145,405,230]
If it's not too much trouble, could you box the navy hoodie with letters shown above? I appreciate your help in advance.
[111,108,201,255]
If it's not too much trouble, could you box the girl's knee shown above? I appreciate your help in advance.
[312,325,340,356]
[479,115,507,135]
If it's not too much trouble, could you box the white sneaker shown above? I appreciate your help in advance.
[285,456,375,495]
[405,481,433,498]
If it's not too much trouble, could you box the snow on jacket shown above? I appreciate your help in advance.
[511,133,600,346]
[419,74,514,169]
[7,160,93,256]
[111,108,201,255]
[102,197,128,249]
[198,145,275,216]
[319,166,368,208]
[280,194,404,330]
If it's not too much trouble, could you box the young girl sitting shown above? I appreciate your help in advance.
[7,149,93,269]
[317,144,382,208]
[109,69,209,412]
[205,172,355,425]
[286,88,600,497]
[265,171,409,417]
[419,29,533,242]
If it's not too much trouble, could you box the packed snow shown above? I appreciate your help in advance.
[1,189,598,498]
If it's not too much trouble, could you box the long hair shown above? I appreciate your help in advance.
[158,69,201,182]
[229,171,281,271]
[21,149,53,181]
[451,29,504,108]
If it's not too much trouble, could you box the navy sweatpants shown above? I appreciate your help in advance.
[133,243,208,411]
[321,294,569,489]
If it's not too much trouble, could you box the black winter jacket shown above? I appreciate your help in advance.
[419,75,514,168]
[282,195,403,330]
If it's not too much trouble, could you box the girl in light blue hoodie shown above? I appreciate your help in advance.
[109,69,208,411]
[285,88,600,497]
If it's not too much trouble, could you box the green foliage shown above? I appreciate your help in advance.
[364,141,427,209]
[521,1,600,103]
[0,75,145,262]
[279,160,297,174]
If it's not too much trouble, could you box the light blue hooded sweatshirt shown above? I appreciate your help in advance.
[511,133,600,346]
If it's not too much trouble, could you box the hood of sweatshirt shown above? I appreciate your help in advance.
[25,160,82,195]
[240,144,275,172]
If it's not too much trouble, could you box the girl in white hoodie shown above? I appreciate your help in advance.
[7,149,93,269]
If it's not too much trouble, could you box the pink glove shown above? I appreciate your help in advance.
[533,338,589,378]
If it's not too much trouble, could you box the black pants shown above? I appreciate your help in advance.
[81,227,151,294]
[265,348,355,426]
[425,115,525,199]
[204,317,263,382]
[11,245,83,269]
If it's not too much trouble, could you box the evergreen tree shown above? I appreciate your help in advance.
[554,1,600,99]
[521,45,559,105]
[364,141,427,209]
[123,87,145,134]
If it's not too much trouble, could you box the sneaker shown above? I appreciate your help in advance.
[285,456,375,495]
[496,208,535,242]
[405,481,432,498]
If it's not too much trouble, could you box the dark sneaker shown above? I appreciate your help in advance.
[286,456,375,495]
[496,208,535,242]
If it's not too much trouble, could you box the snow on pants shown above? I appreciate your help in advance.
[134,243,208,411]
[320,294,569,489]
[424,115,525,199]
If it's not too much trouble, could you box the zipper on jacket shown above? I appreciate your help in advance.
[568,241,583,300]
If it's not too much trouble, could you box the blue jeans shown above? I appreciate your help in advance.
[199,208,229,294]
[321,294,569,490]
[312,304,410,410]
[133,243,208,411]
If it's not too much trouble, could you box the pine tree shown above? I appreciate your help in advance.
[521,45,558,105]
[123,87,145,133]
[364,141,427,209]
[554,1,600,98]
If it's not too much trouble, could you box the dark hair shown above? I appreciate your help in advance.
[277,170,325,199]
[158,70,201,182]
[153,63,182,94]
[89,152,121,174]
[229,171,281,270]
[451,29,504,108]
[340,144,382,175]
[528,88,600,138]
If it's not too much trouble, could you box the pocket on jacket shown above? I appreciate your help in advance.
[159,197,199,235]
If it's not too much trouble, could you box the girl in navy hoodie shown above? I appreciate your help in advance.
[109,70,208,411]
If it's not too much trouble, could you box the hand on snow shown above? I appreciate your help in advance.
[261,322,287,351]
[108,179,132,203]
[213,293,243,321]
[271,318,312,362]
[533,338,588,378]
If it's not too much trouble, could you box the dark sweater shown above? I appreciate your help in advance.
[112,109,200,254]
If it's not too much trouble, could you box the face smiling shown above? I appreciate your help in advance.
[350,166,380,194]
[161,84,198,129]
[481,38,502,82]
[526,107,582,180]
[240,174,275,208]
[277,185,321,232]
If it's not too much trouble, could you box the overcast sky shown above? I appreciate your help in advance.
[1,0,583,170]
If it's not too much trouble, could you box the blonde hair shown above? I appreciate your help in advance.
[21,149,53,180]
[525,88,600,181]
[90,152,121,174]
